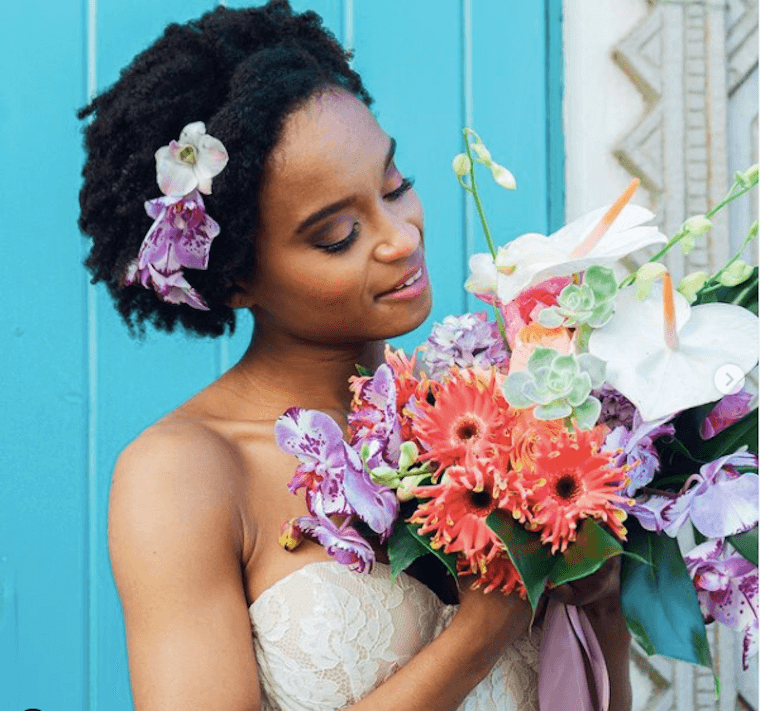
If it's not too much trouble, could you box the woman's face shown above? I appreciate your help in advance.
[244,88,431,345]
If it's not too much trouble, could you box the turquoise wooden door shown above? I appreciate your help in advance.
[0,1,563,708]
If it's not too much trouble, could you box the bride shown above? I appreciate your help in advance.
[78,2,632,709]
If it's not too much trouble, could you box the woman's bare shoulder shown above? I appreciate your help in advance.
[109,416,248,564]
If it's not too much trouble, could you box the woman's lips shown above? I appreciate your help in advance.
[377,263,430,301]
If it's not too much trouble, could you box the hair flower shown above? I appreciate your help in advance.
[155,121,229,197]
[125,123,228,310]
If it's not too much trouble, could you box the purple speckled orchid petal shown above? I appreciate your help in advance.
[145,194,178,220]
[274,408,351,516]
[296,516,375,573]
[690,473,759,538]
[699,449,758,483]
[145,265,209,310]
[701,389,755,439]
[624,493,690,536]
[342,444,399,540]
[685,539,758,669]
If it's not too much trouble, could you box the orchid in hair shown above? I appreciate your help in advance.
[124,123,229,310]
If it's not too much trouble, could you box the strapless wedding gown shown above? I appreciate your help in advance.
[248,561,540,710]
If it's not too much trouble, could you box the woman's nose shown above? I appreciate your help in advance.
[373,215,421,262]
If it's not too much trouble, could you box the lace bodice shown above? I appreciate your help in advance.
[248,561,540,711]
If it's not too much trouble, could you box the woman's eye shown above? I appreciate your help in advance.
[384,176,415,202]
[321,222,360,254]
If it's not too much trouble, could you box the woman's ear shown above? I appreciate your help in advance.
[226,278,258,309]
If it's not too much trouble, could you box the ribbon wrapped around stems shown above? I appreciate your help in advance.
[538,599,609,711]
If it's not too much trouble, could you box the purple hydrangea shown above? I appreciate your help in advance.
[593,384,638,430]
[421,312,508,380]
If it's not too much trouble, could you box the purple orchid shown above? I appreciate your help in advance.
[348,364,403,470]
[684,538,758,670]
[593,384,638,430]
[421,312,509,380]
[275,406,399,544]
[700,389,756,440]
[124,190,219,310]
[603,411,675,497]
[295,516,376,573]
[627,448,759,538]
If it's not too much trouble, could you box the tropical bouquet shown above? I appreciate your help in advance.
[275,129,759,679]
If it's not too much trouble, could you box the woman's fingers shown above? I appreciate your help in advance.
[546,555,622,608]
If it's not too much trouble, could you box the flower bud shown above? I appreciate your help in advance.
[452,153,472,176]
[680,234,695,255]
[471,143,492,164]
[744,164,759,186]
[490,163,517,190]
[634,262,667,299]
[719,259,753,287]
[682,215,713,236]
[677,271,708,304]
[278,518,303,551]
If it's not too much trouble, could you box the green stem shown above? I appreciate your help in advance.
[619,171,757,288]
[461,128,509,350]
[702,220,758,288]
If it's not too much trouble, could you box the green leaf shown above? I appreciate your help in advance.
[401,522,459,581]
[547,519,649,587]
[387,523,430,583]
[355,364,375,377]
[727,525,758,566]
[487,509,554,610]
[621,521,712,669]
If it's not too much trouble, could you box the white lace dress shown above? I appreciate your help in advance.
[248,561,540,710]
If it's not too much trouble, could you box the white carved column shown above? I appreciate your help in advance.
[564,1,759,709]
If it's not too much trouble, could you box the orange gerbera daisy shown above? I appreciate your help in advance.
[410,460,503,561]
[506,407,566,475]
[526,426,630,554]
[412,369,510,477]
[457,546,525,597]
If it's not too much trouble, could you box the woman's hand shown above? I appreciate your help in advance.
[545,555,623,612]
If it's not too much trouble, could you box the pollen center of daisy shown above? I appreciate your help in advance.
[469,490,493,510]
[455,417,482,441]
[554,474,579,500]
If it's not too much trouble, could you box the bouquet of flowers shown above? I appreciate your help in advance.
[275,129,759,678]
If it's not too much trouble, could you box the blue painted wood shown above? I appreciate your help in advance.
[0,2,563,709]
[352,0,466,354]
[0,1,88,709]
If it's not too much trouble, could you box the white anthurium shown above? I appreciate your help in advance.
[155,121,229,197]
[465,181,668,305]
[588,276,760,421]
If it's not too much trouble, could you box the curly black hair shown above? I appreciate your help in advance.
[78,0,372,337]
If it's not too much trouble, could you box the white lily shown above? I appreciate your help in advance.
[588,273,760,421]
[155,121,229,197]
[465,180,668,305]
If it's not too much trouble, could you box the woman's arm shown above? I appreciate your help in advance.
[109,423,261,711]
[111,423,534,711]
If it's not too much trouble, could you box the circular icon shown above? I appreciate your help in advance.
[714,364,745,395]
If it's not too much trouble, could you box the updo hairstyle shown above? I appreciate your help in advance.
[78,0,372,337]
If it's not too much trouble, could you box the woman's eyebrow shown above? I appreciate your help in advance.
[295,137,397,235]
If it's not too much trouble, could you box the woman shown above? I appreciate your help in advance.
[78,2,632,709]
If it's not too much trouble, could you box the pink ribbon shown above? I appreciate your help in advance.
[538,599,609,711]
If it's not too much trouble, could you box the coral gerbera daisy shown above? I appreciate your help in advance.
[507,407,566,474]
[410,460,503,561]
[526,426,630,553]
[457,546,525,597]
[412,369,510,477]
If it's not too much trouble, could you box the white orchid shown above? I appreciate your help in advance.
[465,182,668,305]
[588,275,760,421]
[155,121,229,197]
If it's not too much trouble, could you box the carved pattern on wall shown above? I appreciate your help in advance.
[609,3,758,710]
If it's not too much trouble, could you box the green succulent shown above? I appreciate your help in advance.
[502,347,606,429]
[538,266,618,329]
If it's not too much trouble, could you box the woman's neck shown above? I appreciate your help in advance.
[219,328,385,422]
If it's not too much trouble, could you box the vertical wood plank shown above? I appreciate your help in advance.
[91,2,219,708]
[352,0,465,354]
[0,0,88,708]
[470,0,549,260]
